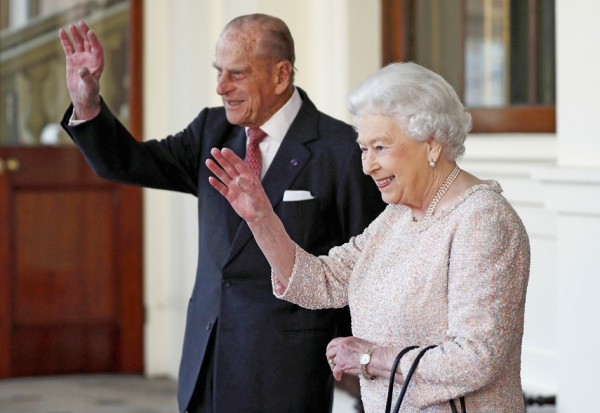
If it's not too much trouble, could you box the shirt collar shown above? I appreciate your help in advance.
[245,87,303,143]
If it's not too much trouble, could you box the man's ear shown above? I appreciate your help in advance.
[427,136,443,164]
[274,61,293,94]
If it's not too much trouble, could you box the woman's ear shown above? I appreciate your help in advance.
[427,137,443,165]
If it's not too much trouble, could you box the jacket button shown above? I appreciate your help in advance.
[222,279,231,288]
[206,322,212,330]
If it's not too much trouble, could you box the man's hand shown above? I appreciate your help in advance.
[59,21,103,120]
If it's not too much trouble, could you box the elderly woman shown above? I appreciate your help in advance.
[206,62,530,412]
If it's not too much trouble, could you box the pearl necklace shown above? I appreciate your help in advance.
[424,165,461,220]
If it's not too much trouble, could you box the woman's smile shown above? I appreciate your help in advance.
[376,176,395,188]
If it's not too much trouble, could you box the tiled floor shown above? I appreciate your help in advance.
[0,375,556,413]
[0,375,178,413]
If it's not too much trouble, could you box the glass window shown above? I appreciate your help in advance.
[382,0,556,133]
[0,0,131,145]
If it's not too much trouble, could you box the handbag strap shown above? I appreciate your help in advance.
[384,346,418,413]
[386,345,468,413]
[449,397,467,413]
[392,345,437,413]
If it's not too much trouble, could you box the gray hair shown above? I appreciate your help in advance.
[224,14,296,83]
[347,62,472,160]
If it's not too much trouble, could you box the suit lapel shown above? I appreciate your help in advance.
[223,90,319,267]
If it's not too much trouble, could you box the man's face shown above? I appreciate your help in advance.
[214,29,283,128]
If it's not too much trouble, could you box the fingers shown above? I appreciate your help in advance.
[208,176,229,196]
[58,28,74,56]
[327,354,342,381]
[327,337,345,351]
[78,20,90,39]
[220,148,258,183]
[333,369,343,381]
[77,21,90,53]
[211,148,260,187]
[207,152,255,195]
[210,148,239,180]
[328,358,342,381]
[206,158,234,186]
[88,30,104,69]
[69,23,85,53]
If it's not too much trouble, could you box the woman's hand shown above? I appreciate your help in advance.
[206,148,273,223]
[327,337,406,384]
[326,336,376,381]
[58,21,103,120]
[207,147,296,287]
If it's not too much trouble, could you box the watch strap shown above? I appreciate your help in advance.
[360,344,378,380]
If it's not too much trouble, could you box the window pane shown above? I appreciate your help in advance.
[464,0,509,107]
[536,0,555,105]
[409,0,463,98]
[407,0,555,109]
[0,0,130,146]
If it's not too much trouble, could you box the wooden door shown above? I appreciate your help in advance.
[0,147,143,377]
[0,0,143,377]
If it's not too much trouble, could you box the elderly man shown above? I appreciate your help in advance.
[59,14,385,413]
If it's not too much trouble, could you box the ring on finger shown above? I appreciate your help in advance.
[328,358,336,367]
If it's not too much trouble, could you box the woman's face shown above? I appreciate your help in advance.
[357,114,431,206]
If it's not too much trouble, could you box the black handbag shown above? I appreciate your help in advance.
[385,345,466,413]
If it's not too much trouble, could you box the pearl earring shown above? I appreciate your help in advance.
[429,161,435,168]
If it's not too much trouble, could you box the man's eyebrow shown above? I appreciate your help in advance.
[211,63,249,73]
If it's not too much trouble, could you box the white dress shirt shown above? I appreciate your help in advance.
[247,87,302,180]
[69,88,303,181]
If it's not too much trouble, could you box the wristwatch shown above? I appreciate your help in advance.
[360,344,378,380]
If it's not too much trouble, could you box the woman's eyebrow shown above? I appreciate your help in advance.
[356,135,390,145]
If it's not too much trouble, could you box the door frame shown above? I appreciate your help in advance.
[120,0,144,375]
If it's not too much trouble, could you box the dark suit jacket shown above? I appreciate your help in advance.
[61,88,386,413]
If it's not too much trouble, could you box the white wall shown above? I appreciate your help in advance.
[546,2,600,411]
[556,2,600,168]
[142,0,381,378]
[460,138,559,396]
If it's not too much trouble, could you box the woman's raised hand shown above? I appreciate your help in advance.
[59,21,103,120]
[206,148,273,223]
[208,148,296,288]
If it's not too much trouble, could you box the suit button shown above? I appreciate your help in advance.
[206,322,212,330]
[222,279,231,288]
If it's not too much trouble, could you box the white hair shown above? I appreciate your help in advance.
[347,62,472,160]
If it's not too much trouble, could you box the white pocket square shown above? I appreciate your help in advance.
[283,190,314,202]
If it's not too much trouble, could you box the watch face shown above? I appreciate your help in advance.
[360,354,370,365]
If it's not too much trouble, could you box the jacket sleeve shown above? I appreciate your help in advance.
[272,212,382,309]
[61,99,206,195]
[399,198,530,409]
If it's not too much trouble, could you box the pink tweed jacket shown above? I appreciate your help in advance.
[274,181,530,413]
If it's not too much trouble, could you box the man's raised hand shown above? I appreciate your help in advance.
[59,21,103,120]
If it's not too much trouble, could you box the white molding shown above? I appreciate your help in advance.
[533,167,600,215]
[463,134,557,162]
[533,166,600,185]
